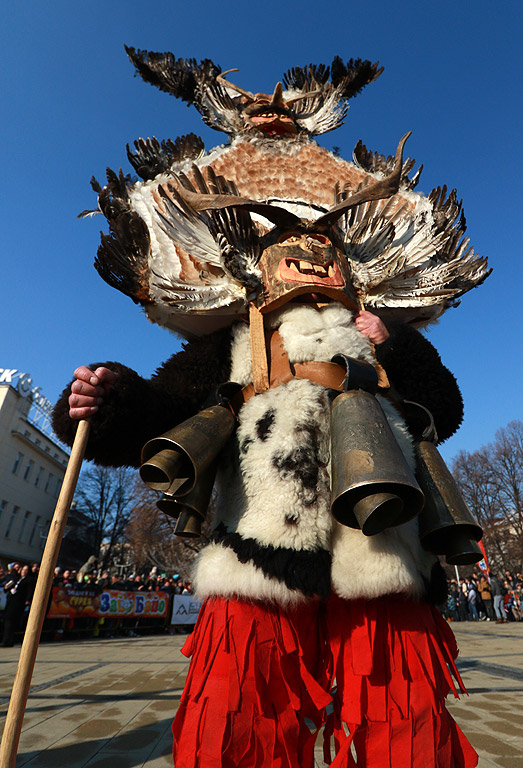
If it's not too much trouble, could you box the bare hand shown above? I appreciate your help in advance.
[355,310,390,344]
[68,366,118,420]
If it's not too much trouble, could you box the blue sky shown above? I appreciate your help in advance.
[2,0,522,463]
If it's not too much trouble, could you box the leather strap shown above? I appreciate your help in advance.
[249,303,269,393]
[230,327,388,415]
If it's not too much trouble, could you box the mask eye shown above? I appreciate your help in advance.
[307,234,330,245]
[279,233,301,244]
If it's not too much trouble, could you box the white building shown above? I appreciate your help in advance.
[0,368,69,565]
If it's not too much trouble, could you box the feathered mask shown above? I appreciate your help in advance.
[84,49,490,338]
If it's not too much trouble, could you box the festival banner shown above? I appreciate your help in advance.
[47,587,170,619]
[170,594,202,625]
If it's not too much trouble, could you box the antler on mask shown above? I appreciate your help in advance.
[171,132,410,246]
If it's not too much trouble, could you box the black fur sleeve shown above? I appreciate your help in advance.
[375,323,463,443]
[52,327,233,467]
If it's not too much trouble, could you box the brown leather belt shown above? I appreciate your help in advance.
[229,329,348,414]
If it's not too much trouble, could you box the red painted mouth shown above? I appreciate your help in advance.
[279,258,344,286]
[249,113,297,136]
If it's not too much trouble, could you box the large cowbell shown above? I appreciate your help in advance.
[330,356,424,536]
[415,439,483,565]
[156,462,217,539]
[140,403,236,496]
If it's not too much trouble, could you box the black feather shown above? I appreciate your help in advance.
[125,46,220,104]
[93,167,150,303]
[126,134,205,180]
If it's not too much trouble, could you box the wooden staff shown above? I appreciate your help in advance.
[0,419,91,768]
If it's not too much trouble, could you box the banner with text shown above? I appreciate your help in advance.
[47,587,170,619]
[170,594,202,625]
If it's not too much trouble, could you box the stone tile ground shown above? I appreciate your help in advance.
[0,621,521,766]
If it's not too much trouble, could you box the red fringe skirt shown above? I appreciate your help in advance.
[172,596,331,768]
[324,595,478,768]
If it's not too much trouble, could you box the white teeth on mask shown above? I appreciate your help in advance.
[289,261,299,272]
[313,264,326,275]
[328,264,335,277]
[299,260,311,272]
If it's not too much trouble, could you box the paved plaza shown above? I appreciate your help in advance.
[0,621,521,767]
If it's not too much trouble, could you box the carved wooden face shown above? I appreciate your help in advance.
[256,232,358,312]
[240,94,298,136]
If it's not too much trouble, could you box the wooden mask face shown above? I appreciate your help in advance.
[256,232,357,312]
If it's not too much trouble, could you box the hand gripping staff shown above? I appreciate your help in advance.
[0,419,91,768]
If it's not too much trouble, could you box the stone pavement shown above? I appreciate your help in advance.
[0,621,521,767]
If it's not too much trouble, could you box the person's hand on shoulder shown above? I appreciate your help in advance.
[68,366,118,419]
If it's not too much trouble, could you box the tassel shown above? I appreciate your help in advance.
[172,597,331,768]
[325,595,478,768]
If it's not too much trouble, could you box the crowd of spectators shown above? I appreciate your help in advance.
[442,570,523,623]
[0,560,193,646]
[3,560,523,645]
[51,564,193,596]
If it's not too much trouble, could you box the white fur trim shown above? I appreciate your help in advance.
[193,542,311,606]
[330,518,436,601]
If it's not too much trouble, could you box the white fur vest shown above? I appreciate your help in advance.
[193,304,436,605]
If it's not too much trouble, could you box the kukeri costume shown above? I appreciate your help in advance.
[53,50,490,767]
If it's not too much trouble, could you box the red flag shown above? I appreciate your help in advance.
[477,539,490,581]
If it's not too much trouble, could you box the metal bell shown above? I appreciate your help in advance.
[156,493,179,518]
[174,509,203,538]
[415,440,483,565]
[445,536,483,566]
[330,389,424,535]
[160,461,217,539]
[140,404,236,495]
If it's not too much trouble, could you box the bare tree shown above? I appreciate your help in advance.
[75,464,136,569]
[452,420,523,572]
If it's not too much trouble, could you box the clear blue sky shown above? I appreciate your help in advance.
[2,0,522,463]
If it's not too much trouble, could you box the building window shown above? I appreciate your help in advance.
[54,477,62,498]
[24,459,34,481]
[0,500,7,522]
[45,472,53,493]
[18,511,31,542]
[12,452,24,475]
[35,467,45,487]
[29,515,41,546]
[5,506,19,539]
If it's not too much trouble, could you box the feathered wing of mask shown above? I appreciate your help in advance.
[83,49,490,337]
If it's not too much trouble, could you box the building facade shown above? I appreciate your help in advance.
[0,368,69,566]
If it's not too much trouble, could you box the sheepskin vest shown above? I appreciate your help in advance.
[193,303,436,605]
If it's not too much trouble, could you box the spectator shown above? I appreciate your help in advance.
[478,574,494,620]
[97,571,111,591]
[52,566,62,587]
[504,581,516,621]
[490,572,507,623]
[466,579,478,621]
[2,564,32,647]
[110,574,125,590]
